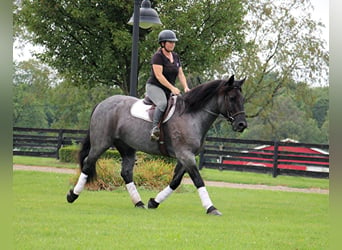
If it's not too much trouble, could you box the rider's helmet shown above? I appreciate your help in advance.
[158,30,178,44]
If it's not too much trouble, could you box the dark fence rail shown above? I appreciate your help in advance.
[13,128,329,178]
[13,127,88,158]
[199,137,329,178]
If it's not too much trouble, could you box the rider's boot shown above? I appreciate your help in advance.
[150,108,163,141]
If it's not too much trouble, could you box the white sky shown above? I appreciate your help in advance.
[310,0,329,46]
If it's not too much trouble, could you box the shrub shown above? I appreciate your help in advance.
[59,145,121,163]
[59,145,79,163]
[69,157,175,191]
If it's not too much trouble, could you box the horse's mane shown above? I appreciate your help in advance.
[179,80,224,113]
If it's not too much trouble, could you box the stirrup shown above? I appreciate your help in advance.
[150,126,160,141]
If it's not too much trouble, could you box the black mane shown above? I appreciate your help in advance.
[180,80,224,113]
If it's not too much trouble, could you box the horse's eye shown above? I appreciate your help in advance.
[229,96,236,102]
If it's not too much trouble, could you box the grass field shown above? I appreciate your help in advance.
[13,170,328,249]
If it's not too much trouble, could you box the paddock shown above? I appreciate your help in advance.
[13,169,328,249]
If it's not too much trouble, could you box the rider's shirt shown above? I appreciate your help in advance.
[147,48,181,96]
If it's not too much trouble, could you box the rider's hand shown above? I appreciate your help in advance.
[171,87,181,95]
[184,87,190,93]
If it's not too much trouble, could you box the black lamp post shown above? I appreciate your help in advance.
[128,0,162,97]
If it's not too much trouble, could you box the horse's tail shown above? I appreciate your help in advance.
[78,105,98,183]
[78,130,96,182]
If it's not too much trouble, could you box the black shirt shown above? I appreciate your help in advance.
[147,49,181,95]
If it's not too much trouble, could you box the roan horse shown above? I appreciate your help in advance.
[67,75,247,215]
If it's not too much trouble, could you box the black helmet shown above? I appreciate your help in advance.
[158,30,178,43]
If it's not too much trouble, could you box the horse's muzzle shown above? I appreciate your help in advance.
[232,117,247,132]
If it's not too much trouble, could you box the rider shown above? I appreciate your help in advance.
[146,29,190,141]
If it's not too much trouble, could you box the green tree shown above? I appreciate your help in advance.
[13,60,55,128]
[221,0,328,119]
[239,93,326,143]
[49,81,122,129]
[14,0,245,96]
[311,87,329,128]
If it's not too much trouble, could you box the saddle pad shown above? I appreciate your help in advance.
[130,96,177,123]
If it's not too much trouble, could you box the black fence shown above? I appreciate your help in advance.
[13,127,87,159]
[13,127,329,178]
[199,137,329,178]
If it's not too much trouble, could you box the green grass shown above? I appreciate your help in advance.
[200,168,329,190]
[13,171,328,249]
[13,156,329,190]
[13,155,79,169]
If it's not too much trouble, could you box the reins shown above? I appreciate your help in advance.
[203,108,245,123]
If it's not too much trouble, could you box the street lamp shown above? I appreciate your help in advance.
[128,0,162,97]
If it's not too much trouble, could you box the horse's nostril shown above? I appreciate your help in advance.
[238,122,247,129]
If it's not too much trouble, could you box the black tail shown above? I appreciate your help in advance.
[79,104,99,182]
[79,130,90,171]
[78,130,97,182]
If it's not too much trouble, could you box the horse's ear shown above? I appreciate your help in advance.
[225,75,235,86]
[239,77,246,86]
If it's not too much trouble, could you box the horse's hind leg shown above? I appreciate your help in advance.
[67,145,109,203]
[148,161,186,209]
[115,143,145,208]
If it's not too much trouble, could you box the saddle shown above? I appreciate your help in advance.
[130,95,177,123]
[130,95,178,156]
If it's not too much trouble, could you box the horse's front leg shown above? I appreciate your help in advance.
[176,152,222,215]
[186,164,222,215]
[148,161,185,209]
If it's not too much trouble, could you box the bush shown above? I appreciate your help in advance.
[69,157,175,191]
[59,145,122,163]
[59,145,79,163]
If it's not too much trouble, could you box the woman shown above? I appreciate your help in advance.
[146,29,190,141]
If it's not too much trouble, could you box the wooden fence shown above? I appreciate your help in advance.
[199,137,329,178]
[13,127,329,178]
[13,127,87,159]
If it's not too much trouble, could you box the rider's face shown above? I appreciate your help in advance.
[164,41,175,52]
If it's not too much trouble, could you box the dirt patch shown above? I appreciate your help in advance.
[13,164,328,194]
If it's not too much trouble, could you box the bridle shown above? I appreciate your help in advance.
[203,86,245,123]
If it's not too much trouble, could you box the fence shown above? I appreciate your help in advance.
[13,127,87,159]
[13,127,329,178]
[199,137,329,178]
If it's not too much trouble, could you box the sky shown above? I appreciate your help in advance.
[13,0,330,61]
[310,0,329,46]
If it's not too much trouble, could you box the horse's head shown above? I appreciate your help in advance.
[220,75,247,132]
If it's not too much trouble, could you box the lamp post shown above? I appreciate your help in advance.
[128,0,162,97]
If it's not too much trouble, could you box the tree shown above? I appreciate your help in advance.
[13,60,55,128]
[311,87,329,128]
[49,81,122,129]
[13,59,123,129]
[14,0,246,96]
[238,94,326,143]
[221,0,328,119]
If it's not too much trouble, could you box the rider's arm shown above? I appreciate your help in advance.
[178,67,190,93]
[152,64,180,95]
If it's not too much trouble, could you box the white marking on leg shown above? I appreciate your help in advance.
[126,182,142,205]
[197,186,213,210]
[155,185,174,204]
[73,172,88,195]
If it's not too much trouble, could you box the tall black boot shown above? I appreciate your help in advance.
[150,108,163,141]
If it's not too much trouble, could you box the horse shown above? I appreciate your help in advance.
[66,75,247,215]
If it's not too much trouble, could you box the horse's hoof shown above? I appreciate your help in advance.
[206,206,222,216]
[66,189,79,203]
[147,198,159,209]
[135,201,146,209]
